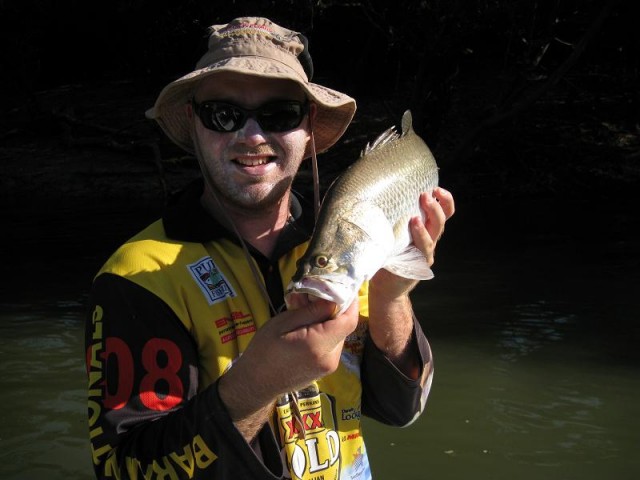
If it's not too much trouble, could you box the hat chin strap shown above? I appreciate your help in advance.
[194,139,278,316]
[308,113,321,223]
[196,120,321,440]
[194,115,321,314]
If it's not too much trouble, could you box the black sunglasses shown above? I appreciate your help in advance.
[191,99,309,133]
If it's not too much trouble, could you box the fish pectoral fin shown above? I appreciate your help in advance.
[382,245,434,280]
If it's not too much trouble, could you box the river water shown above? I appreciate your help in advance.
[1,196,638,479]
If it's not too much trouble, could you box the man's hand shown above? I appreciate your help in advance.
[367,187,455,376]
[217,298,359,440]
[370,187,455,299]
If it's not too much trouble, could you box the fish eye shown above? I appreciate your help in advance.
[314,254,330,268]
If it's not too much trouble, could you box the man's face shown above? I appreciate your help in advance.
[189,72,311,212]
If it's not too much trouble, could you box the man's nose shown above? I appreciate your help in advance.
[236,117,267,145]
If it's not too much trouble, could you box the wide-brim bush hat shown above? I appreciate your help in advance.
[146,16,357,157]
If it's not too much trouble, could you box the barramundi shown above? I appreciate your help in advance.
[285,110,439,315]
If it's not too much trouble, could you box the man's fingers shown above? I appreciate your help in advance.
[421,192,447,244]
[282,298,336,331]
[410,216,435,265]
[433,187,455,219]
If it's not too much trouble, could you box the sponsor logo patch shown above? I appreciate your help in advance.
[188,256,236,305]
[213,311,256,344]
[341,407,362,422]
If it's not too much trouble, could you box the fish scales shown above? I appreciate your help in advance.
[285,110,439,315]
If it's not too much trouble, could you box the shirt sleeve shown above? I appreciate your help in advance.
[85,273,284,479]
[360,315,434,427]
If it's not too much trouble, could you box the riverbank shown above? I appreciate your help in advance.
[1,71,638,208]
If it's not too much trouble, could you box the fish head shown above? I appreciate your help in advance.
[285,248,360,315]
[285,215,392,316]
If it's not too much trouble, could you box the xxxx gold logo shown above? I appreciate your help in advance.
[276,389,341,479]
[280,396,325,440]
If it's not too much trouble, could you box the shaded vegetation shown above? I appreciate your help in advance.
[1,0,637,205]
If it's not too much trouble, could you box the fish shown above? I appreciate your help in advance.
[285,110,439,315]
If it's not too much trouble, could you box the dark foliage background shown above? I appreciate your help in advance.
[1,0,637,204]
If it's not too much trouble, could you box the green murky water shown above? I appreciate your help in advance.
[1,198,638,479]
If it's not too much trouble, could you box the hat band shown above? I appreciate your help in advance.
[197,50,308,81]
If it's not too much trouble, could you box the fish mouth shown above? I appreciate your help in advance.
[288,286,335,303]
[285,275,356,313]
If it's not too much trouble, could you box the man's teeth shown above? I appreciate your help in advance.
[236,157,271,166]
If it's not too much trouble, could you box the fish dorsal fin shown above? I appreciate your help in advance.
[362,126,399,155]
[362,110,414,156]
[401,110,413,135]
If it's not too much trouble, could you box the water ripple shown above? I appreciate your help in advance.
[497,300,576,361]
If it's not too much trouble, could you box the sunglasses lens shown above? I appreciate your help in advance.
[258,102,305,132]
[209,104,244,132]
[195,101,307,133]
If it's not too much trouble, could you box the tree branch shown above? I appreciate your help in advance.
[445,0,624,167]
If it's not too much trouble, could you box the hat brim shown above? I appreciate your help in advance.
[146,57,356,158]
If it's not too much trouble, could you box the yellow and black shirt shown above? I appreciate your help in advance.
[85,180,433,479]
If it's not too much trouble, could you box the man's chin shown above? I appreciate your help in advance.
[229,183,291,212]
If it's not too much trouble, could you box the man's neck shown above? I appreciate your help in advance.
[200,191,291,259]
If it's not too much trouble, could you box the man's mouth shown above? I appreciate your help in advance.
[234,155,274,166]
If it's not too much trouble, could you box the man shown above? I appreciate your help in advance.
[85,16,454,479]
